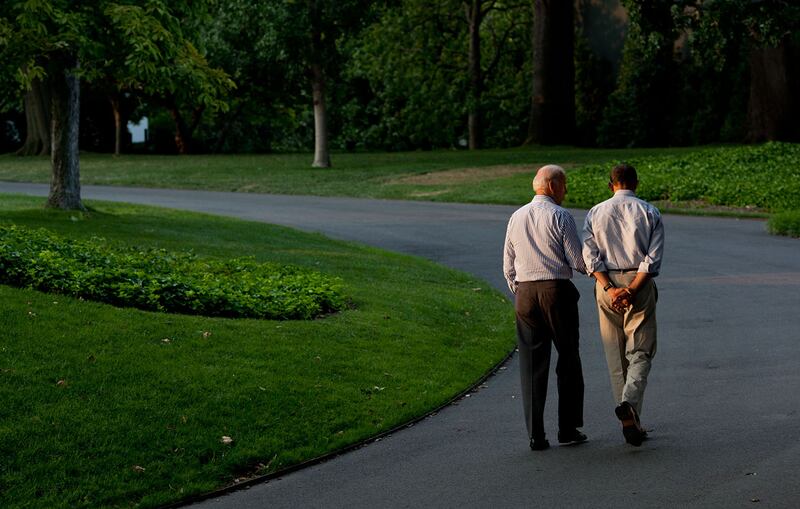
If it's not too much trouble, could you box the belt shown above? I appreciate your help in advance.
[608,269,638,273]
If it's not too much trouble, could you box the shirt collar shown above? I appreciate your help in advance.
[614,189,637,197]
[532,194,556,204]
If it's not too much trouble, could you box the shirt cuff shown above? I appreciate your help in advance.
[637,261,658,274]
[586,260,607,275]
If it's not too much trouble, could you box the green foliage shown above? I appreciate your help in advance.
[566,142,800,211]
[0,225,345,319]
[0,0,233,141]
[103,2,234,113]
[597,0,678,147]
[342,0,530,150]
[768,210,800,238]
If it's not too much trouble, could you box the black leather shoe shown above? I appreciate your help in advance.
[615,401,645,447]
[529,438,550,451]
[557,429,588,445]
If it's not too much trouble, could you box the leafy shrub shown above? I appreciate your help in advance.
[768,211,800,238]
[0,225,346,319]
[568,142,800,212]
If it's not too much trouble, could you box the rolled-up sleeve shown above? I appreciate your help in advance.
[582,209,606,274]
[561,212,587,274]
[637,210,664,275]
[503,217,517,293]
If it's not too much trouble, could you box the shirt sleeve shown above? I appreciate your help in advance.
[503,216,517,293]
[582,208,606,274]
[561,212,587,274]
[637,208,664,275]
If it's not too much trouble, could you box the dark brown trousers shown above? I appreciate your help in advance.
[515,280,584,440]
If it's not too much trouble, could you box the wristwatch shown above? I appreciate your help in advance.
[602,281,615,292]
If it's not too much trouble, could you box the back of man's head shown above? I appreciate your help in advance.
[533,164,565,192]
[610,163,638,188]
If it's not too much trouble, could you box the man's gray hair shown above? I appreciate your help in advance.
[533,164,566,191]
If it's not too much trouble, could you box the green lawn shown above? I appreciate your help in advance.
[0,194,515,509]
[2,142,798,217]
[0,144,714,200]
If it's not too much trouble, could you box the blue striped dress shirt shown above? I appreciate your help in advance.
[503,195,587,293]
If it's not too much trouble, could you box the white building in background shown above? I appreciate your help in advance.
[127,117,149,144]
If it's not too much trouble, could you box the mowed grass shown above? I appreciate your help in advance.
[0,194,515,509]
[1,143,798,218]
[0,145,707,199]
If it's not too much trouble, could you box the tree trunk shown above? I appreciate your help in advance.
[466,0,483,150]
[47,59,84,211]
[16,78,51,156]
[310,0,331,168]
[746,40,800,142]
[169,103,192,155]
[110,95,122,156]
[526,0,575,145]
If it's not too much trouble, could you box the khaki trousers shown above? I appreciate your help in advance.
[595,272,657,416]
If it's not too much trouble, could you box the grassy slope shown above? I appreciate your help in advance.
[0,194,514,509]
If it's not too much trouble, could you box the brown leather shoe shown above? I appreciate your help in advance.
[615,402,645,446]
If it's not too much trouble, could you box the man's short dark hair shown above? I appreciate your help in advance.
[610,163,638,186]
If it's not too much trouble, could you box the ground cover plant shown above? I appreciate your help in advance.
[0,225,344,319]
[768,210,800,237]
[0,194,514,509]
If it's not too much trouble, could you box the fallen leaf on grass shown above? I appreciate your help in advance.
[221,436,233,445]
[202,331,212,338]
[161,338,171,344]
[132,465,145,473]
[56,379,67,387]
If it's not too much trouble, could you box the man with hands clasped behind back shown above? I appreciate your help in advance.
[583,163,664,447]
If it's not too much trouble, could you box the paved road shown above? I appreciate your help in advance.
[2,183,799,508]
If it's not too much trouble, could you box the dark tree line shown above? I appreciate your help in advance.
[2,1,799,208]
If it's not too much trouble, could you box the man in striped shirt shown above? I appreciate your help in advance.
[503,165,588,451]
[583,163,664,447]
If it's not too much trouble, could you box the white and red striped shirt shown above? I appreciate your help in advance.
[503,195,587,293]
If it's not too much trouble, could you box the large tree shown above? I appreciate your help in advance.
[299,0,375,167]
[0,1,233,209]
[464,0,527,149]
[14,77,51,156]
[526,0,575,145]
[347,0,530,150]
[677,0,800,142]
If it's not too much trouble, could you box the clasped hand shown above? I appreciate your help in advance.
[607,287,633,313]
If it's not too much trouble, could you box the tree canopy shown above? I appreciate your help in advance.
[2,0,799,168]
